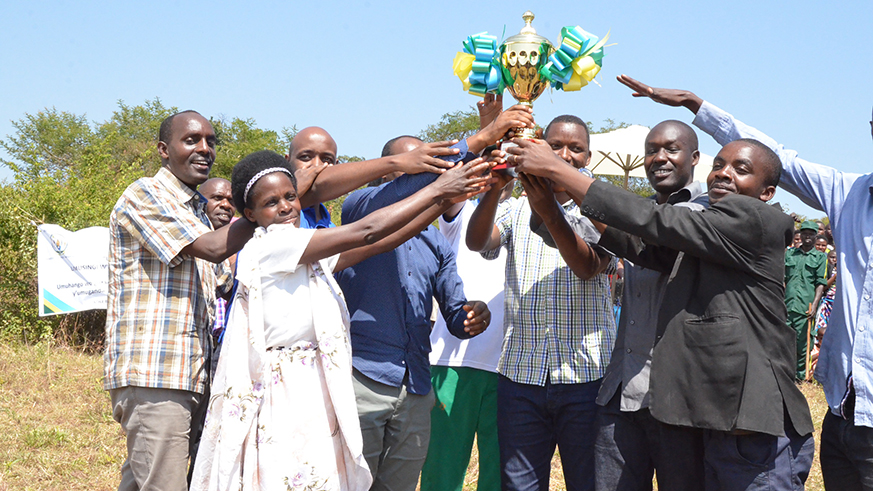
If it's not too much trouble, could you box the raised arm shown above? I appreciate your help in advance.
[302,157,493,266]
[465,169,515,252]
[616,74,853,216]
[334,158,494,271]
[299,140,463,207]
[520,173,610,280]
[181,217,257,263]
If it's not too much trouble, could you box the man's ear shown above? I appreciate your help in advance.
[157,141,169,160]
[759,185,777,202]
[691,149,700,167]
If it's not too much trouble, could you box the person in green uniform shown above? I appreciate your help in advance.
[785,220,827,380]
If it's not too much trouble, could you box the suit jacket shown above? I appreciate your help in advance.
[583,181,813,437]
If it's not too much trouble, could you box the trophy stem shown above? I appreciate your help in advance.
[515,101,537,140]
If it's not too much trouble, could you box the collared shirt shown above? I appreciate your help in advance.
[694,100,873,426]
[482,197,617,386]
[104,167,231,394]
[596,182,709,410]
[784,247,827,314]
[335,140,472,395]
[300,203,334,229]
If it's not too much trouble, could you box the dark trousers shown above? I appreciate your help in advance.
[497,375,601,491]
[821,410,873,490]
[702,422,814,491]
[594,391,705,491]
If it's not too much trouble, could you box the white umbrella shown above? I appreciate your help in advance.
[588,124,714,189]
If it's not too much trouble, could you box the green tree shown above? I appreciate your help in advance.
[211,117,285,179]
[418,108,480,142]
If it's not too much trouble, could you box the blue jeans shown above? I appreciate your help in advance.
[703,422,814,491]
[594,391,705,491]
[497,375,601,491]
[820,410,873,490]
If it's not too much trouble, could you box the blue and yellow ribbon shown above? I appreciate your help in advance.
[544,26,610,91]
[453,32,504,96]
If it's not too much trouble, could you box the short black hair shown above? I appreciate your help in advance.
[735,138,782,188]
[650,120,699,151]
[231,150,297,216]
[158,110,200,143]
[381,135,422,157]
[543,114,589,146]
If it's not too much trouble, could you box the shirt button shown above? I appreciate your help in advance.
[636,292,641,298]
[401,360,406,365]
[856,357,862,364]
[626,348,632,353]
[866,295,871,300]
[862,326,867,332]
[408,272,412,276]
[630,320,635,325]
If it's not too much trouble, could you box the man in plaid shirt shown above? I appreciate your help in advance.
[467,115,617,491]
[104,111,255,491]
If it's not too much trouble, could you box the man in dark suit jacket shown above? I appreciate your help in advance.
[505,137,815,490]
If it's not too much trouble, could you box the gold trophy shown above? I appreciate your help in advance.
[499,11,554,140]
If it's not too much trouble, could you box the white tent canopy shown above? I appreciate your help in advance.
[588,124,714,189]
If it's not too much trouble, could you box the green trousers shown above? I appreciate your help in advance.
[420,366,500,491]
[788,311,812,380]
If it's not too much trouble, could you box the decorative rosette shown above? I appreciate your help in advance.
[543,26,610,91]
[452,32,505,96]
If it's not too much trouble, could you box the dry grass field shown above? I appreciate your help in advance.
[0,343,830,490]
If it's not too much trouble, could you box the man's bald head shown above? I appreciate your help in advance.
[286,126,338,171]
[381,135,423,157]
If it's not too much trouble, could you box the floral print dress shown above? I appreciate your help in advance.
[191,224,372,491]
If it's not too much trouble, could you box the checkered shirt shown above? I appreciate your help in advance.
[482,197,617,386]
[104,167,231,394]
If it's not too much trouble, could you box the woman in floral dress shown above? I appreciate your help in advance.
[190,150,489,491]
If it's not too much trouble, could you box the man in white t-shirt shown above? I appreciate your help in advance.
[420,179,512,491]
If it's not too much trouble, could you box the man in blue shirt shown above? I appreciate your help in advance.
[336,105,533,491]
[616,73,873,491]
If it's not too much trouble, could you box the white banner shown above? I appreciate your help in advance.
[37,224,109,316]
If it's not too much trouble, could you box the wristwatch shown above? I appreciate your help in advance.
[578,167,594,178]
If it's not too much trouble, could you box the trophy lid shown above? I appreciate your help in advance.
[503,11,552,47]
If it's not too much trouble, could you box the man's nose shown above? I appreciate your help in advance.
[558,147,571,162]
[195,138,210,154]
[653,148,668,162]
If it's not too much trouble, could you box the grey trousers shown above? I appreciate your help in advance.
[110,386,207,491]
[352,369,435,491]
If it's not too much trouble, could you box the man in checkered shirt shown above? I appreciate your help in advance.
[104,111,256,491]
[466,114,617,491]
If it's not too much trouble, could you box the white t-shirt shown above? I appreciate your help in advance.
[429,201,506,372]
[241,224,340,349]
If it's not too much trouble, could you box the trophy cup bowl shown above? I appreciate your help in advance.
[499,11,554,140]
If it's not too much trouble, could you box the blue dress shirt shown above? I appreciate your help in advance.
[694,101,873,426]
[335,140,474,395]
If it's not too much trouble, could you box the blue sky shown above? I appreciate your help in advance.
[2,1,871,218]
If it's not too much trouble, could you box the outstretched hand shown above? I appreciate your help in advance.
[477,93,503,130]
[504,138,569,179]
[294,162,329,198]
[462,300,491,336]
[394,140,462,175]
[434,156,496,204]
[616,74,703,114]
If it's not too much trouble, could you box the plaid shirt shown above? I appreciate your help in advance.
[483,197,616,386]
[104,167,231,394]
